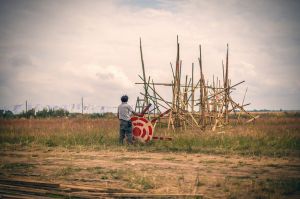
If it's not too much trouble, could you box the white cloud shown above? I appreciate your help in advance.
[0,0,299,110]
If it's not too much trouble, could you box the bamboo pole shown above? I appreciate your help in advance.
[170,62,175,80]
[224,44,229,123]
[238,87,248,122]
[138,75,172,109]
[152,79,161,115]
[140,38,148,108]
[205,81,245,100]
[191,63,194,113]
[198,44,206,128]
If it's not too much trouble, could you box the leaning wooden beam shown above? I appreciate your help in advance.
[238,87,248,122]
[205,80,245,101]
[182,107,200,127]
[246,115,260,123]
[177,108,197,128]
[170,62,175,80]
[140,93,170,109]
[229,96,255,119]
[139,75,172,109]
[191,62,195,113]
[140,38,148,107]
[145,76,151,108]
[224,44,229,123]
[135,97,139,112]
[140,92,172,105]
[229,99,238,116]
[152,79,161,115]
[228,103,250,112]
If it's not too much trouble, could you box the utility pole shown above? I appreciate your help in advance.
[81,97,84,115]
[25,100,28,113]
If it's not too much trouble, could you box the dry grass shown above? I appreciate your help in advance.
[0,113,299,157]
[0,112,299,198]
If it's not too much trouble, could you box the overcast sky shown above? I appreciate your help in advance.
[0,0,299,110]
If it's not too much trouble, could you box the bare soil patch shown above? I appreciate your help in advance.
[0,147,299,198]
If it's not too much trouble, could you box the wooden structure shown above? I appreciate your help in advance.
[135,37,258,131]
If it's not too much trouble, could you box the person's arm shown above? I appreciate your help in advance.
[129,105,143,117]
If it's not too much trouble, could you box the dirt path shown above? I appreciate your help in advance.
[0,147,299,198]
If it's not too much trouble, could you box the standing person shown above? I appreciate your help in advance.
[117,95,141,144]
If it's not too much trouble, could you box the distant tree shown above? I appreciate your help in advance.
[4,110,14,119]
[18,108,35,118]
[36,108,69,118]
[36,108,48,118]
[102,112,116,118]
[89,113,103,119]
[0,110,14,119]
[0,110,4,118]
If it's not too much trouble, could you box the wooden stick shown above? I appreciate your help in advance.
[238,87,248,121]
[139,75,172,109]
[224,44,229,123]
[191,62,195,113]
[140,38,148,106]
[170,62,175,80]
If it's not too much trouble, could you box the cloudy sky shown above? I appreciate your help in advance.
[0,0,299,110]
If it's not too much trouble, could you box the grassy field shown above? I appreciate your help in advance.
[0,112,299,157]
[0,112,299,198]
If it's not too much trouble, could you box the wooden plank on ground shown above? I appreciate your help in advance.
[0,178,204,198]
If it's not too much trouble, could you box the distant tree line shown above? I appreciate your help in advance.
[0,108,116,119]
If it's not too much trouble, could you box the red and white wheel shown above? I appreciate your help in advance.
[130,116,154,143]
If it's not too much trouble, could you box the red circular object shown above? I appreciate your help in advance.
[133,128,141,137]
[131,116,154,143]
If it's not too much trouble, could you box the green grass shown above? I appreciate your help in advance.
[223,176,300,198]
[0,162,35,170]
[55,166,82,176]
[86,166,103,174]
[0,116,299,157]
[85,167,155,191]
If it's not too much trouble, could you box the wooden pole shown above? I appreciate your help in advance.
[224,44,229,123]
[174,35,181,127]
[135,97,139,112]
[170,62,175,80]
[81,97,84,115]
[140,38,148,107]
[152,79,161,116]
[237,87,248,122]
[191,63,194,113]
[222,60,225,85]
[198,45,206,128]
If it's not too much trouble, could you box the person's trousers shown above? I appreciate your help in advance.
[119,120,133,144]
